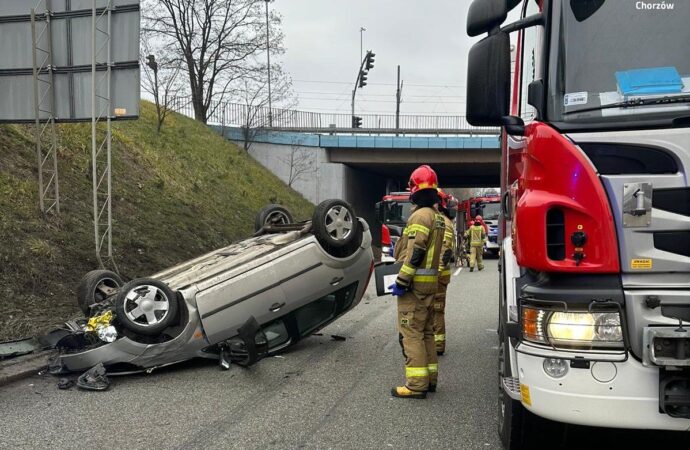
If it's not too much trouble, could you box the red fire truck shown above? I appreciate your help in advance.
[466,0,690,447]
[457,194,501,256]
[375,192,413,262]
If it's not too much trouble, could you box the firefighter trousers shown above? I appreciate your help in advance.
[397,291,437,391]
[433,282,449,353]
[470,245,484,270]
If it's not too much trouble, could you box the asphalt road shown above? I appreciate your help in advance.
[1,259,689,449]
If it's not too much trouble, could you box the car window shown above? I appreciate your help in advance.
[294,283,359,337]
[263,320,290,349]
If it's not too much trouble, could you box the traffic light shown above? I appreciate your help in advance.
[358,70,368,88]
[365,51,375,71]
[352,116,362,128]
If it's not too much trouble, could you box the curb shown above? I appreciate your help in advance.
[0,351,51,387]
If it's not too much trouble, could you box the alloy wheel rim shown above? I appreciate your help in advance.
[124,285,170,326]
[324,205,353,241]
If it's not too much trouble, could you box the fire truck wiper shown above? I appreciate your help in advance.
[564,94,690,115]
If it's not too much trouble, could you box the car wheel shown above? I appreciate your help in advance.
[115,278,179,336]
[77,270,124,315]
[312,199,358,248]
[254,204,293,231]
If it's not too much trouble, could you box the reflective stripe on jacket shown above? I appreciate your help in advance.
[439,215,456,283]
[466,225,486,247]
[396,206,446,295]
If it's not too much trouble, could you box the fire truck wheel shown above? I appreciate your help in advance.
[499,343,567,448]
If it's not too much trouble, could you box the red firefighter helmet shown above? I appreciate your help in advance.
[437,188,448,209]
[408,165,438,195]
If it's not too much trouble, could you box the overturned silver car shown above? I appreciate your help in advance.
[50,200,374,377]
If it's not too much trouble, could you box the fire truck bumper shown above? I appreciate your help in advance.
[515,352,690,431]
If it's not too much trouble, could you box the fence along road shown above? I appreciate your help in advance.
[169,97,500,135]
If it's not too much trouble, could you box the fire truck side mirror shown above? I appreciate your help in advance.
[466,30,511,127]
[502,116,525,137]
[502,191,513,220]
[467,0,508,37]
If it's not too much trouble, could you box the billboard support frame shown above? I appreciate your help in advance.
[31,2,60,214]
[91,0,117,271]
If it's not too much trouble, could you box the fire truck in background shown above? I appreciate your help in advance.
[457,194,501,256]
[375,192,412,262]
[466,0,690,447]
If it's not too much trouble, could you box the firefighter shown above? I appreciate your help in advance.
[465,218,486,272]
[434,190,457,356]
[389,165,445,399]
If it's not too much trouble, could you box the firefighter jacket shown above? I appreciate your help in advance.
[393,232,409,262]
[395,206,446,295]
[393,205,417,262]
[439,215,456,286]
[465,224,486,247]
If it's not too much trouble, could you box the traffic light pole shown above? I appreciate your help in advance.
[351,54,367,117]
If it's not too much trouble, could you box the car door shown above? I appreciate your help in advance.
[195,264,288,345]
[276,240,346,313]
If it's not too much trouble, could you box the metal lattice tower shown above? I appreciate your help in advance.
[91,0,115,269]
[30,1,60,214]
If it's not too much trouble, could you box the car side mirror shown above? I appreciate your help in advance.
[466,31,511,127]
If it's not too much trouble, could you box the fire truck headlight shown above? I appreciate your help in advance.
[522,307,624,350]
[547,312,623,349]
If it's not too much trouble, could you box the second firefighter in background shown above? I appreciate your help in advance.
[435,190,457,356]
[465,217,486,272]
[390,165,445,399]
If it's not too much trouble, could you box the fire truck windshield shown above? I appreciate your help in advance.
[479,202,501,221]
[383,201,412,225]
[547,0,690,126]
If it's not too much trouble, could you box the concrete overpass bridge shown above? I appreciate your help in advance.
[213,126,500,244]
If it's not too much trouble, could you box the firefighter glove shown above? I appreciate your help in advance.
[389,283,407,297]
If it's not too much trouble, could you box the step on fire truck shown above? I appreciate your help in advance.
[458,194,501,256]
[466,0,690,447]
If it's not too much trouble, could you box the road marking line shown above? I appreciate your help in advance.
[453,268,463,276]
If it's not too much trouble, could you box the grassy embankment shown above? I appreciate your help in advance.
[0,102,313,340]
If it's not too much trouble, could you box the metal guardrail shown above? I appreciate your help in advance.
[169,97,500,135]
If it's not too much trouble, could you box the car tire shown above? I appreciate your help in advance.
[77,270,124,315]
[312,199,359,248]
[254,204,293,231]
[115,278,179,336]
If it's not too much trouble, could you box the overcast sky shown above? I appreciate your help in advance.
[272,0,479,116]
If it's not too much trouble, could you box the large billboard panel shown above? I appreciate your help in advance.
[0,0,140,123]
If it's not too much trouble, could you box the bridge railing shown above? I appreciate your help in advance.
[169,97,500,135]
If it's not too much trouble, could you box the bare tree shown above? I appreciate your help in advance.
[281,141,314,188]
[140,34,183,133]
[143,0,285,124]
[238,67,294,151]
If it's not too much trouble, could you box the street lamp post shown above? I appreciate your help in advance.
[264,0,273,126]
[359,26,366,64]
